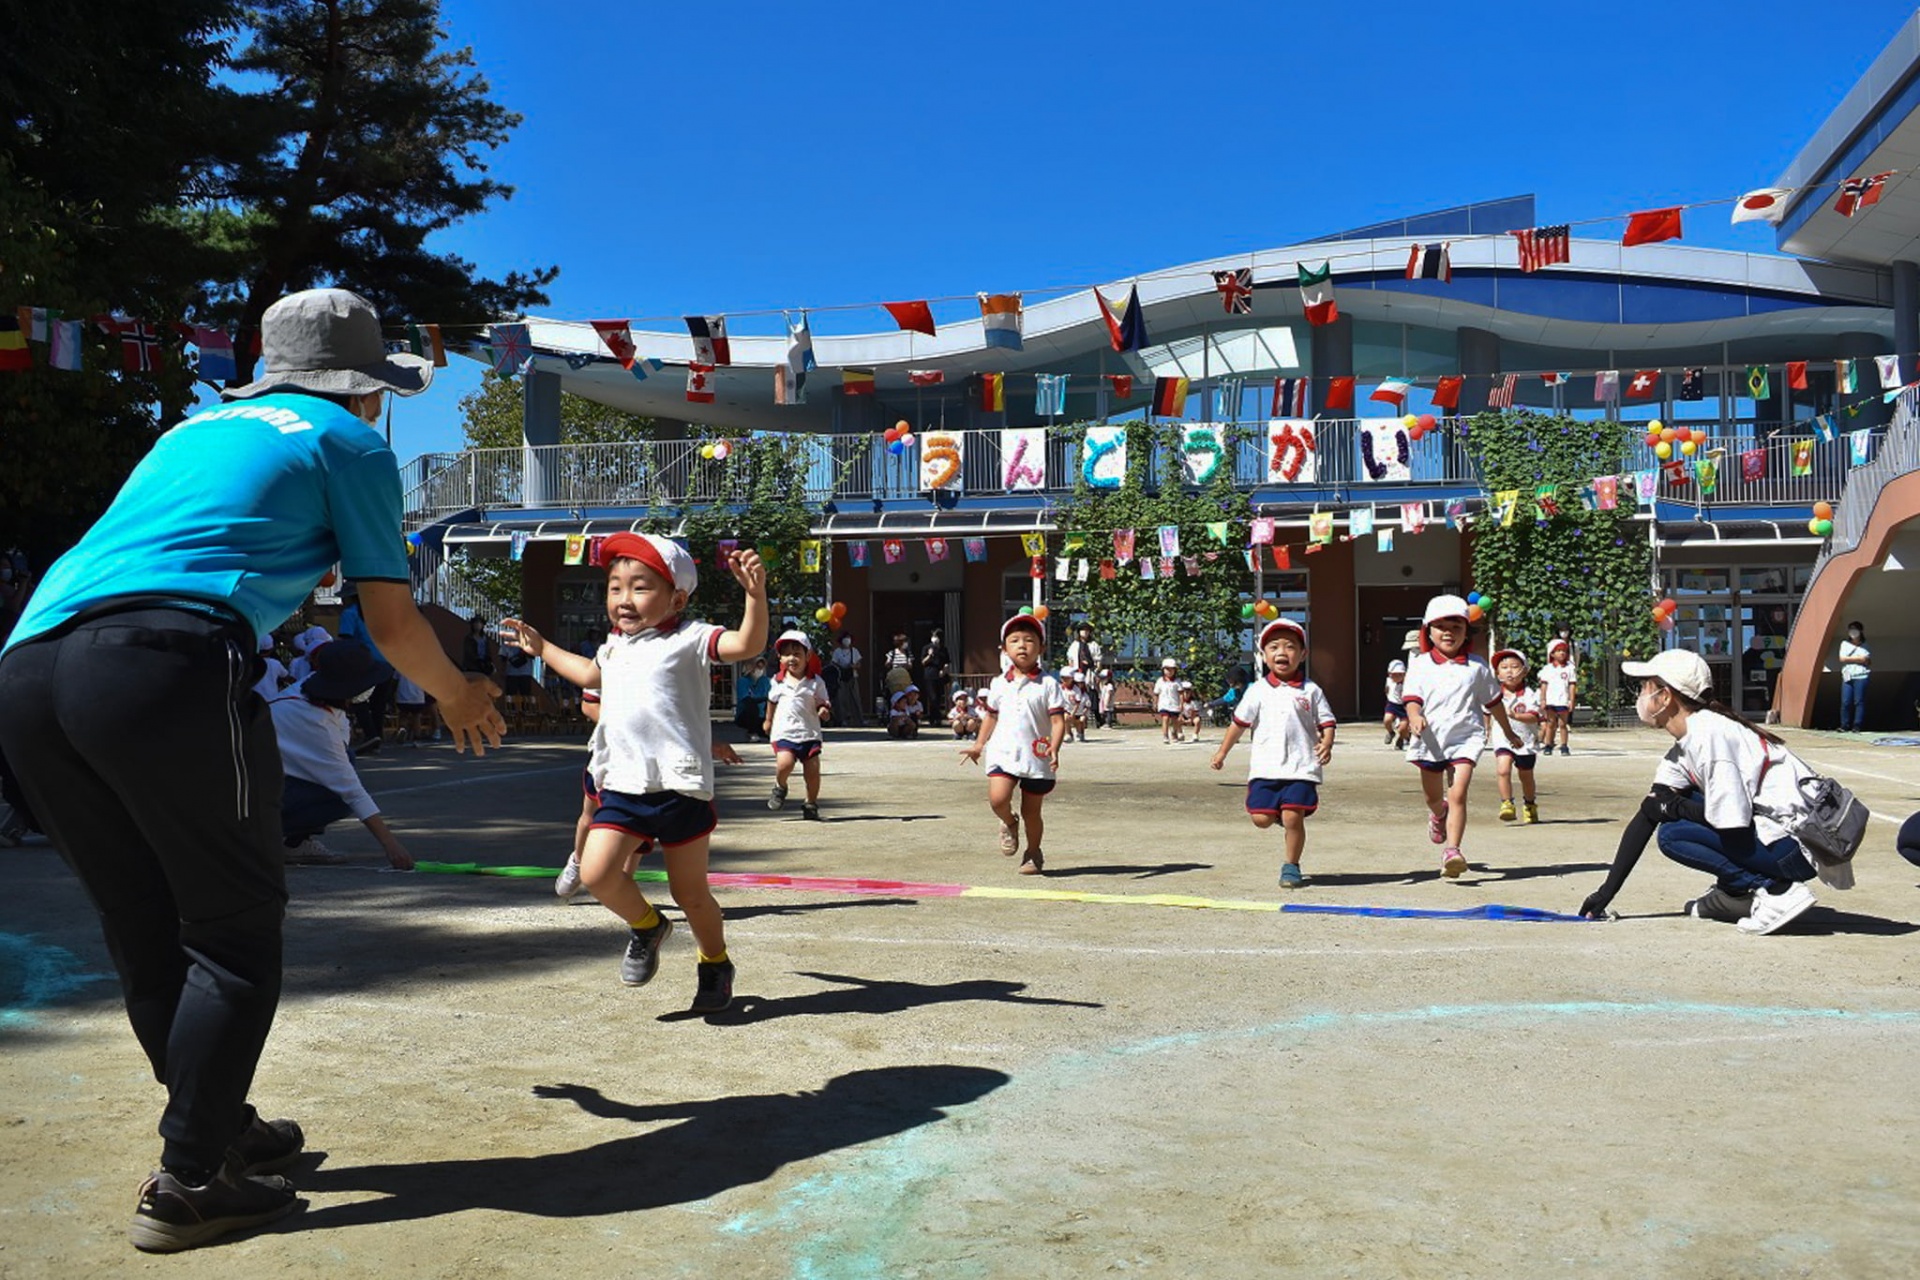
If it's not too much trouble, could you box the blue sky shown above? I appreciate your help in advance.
[392,0,1914,460]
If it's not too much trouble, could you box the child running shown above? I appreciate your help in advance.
[1210,618,1336,888]
[1382,659,1409,747]
[1539,637,1578,756]
[765,628,832,820]
[1155,658,1184,743]
[1491,648,1542,824]
[1401,594,1524,878]
[502,533,765,1013]
[959,614,1066,874]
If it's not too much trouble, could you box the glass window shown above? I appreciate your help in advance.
[1666,569,1730,595]
[1739,567,1792,594]
[1671,604,1731,656]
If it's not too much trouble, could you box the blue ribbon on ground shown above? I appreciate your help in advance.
[1280,903,1591,922]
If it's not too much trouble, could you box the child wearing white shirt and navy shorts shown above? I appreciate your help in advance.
[1154,658,1184,743]
[765,628,832,820]
[961,614,1067,875]
[502,532,766,1013]
[1491,648,1543,824]
[1210,618,1337,888]
[1539,637,1578,756]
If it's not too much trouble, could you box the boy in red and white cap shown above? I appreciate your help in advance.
[960,613,1066,874]
[1210,617,1336,888]
[764,628,832,820]
[1402,594,1523,878]
[1491,647,1542,824]
[501,532,766,1013]
[1539,637,1578,756]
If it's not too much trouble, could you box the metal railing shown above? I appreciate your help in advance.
[401,419,1856,522]
[1824,388,1920,558]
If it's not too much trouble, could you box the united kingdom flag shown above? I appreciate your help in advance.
[1212,268,1254,315]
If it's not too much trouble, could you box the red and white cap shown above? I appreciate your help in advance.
[1490,648,1529,671]
[1547,637,1572,656]
[1258,617,1307,649]
[773,628,812,652]
[1419,594,1471,653]
[1001,613,1044,643]
[599,532,698,594]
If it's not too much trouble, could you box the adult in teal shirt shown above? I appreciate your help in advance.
[0,290,506,1253]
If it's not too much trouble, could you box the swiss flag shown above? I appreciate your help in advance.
[591,319,636,368]
[1622,208,1683,247]
[1625,369,1660,400]
[686,363,715,403]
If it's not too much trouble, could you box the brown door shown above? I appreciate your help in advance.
[1357,586,1432,719]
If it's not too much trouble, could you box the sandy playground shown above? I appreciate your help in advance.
[2,720,1919,1278]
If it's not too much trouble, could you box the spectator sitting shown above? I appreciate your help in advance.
[889,684,925,739]
[269,638,415,869]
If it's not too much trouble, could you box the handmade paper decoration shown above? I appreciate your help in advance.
[846,540,870,568]
[883,539,906,565]
[1595,476,1620,510]
[1309,511,1333,544]
[510,531,529,562]
[979,293,1024,350]
[1180,424,1225,485]
[1401,503,1427,534]
[1877,355,1903,390]
[1679,368,1706,401]
[1204,521,1230,545]
[1696,458,1719,495]
[1267,420,1317,483]
[1139,559,1156,581]
[1100,559,1116,580]
[1445,499,1471,529]
[963,537,987,563]
[919,431,964,493]
[1061,532,1086,553]
[1361,421,1411,481]
[1850,429,1873,466]
[1634,471,1659,503]
[1182,556,1199,576]
[1249,517,1274,546]
[1031,556,1047,579]
[1076,558,1090,582]
[715,538,739,568]
[588,536,608,567]
[1496,490,1521,527]
[1376,528,1395,553]
[799,540,823,573]
[563,535,586,565]
[1350,506,1376,537]
[1158,525,1181,558]
[1112,528,1135,563]
[1020,532,1048,557]
[1055,557,1070,581]
[1535,484,1561,520]
[1000,427,1047,491]
[1792,441,1815,477]
[1081,424,1127,489]
[1740,450,1765,482]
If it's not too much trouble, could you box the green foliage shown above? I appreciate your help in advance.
[1050,421,1253,693]
[1461,411,1658,707]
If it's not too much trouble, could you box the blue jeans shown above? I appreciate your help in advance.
[1657,818,1814,896]
[282,775,353,843]
[1840,678,1867,732]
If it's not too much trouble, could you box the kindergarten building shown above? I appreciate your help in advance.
[402,15,1920,728]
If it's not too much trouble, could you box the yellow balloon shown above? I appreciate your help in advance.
[1679,439,1697,456]
[1649,419,1664,432]
[1401,414,1419,429]
[1654,441,1672,459]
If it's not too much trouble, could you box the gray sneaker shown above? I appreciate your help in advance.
[129,1158,300,1253]
[621,915,673,986]
[555,854,585,899]
[1684,886,1753,923]
[768,784,787,811]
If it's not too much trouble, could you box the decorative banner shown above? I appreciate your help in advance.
[1113,528,1135,564]
[564,535,586,565]
[926,537,949,563]
[847,540,870,568]
[1081,424,1127,489]
[1204,521,1230,544]
[1020,531,1048,558]
[1747,365,1771,399]
[1401,503,1427,534]
[1535,484,1561,520]
[1182,555,1200,576]
[799,540,823,573]
[1740,450,1765,482]
[1139,558,1156,580]
[1034,373,1069,417]
[1272,545,1292,570]
[1634,470,1659,503]
[1309,511,1333,544]
[1877,355,1902,389]
[510,531,529,562]
[1100,559,1116,579]
[1158,524,1181,557]
[587,536,608,567]
[1030,555,1047,579]
[919,430,964,492]
[716,537,739,567]
[1376,527,1395,553]
[1495,489,1521,527]
[1813,415,1837,443]
[1249,517,1274,545]
[1361,422,1412,481]
[1055,556,1071,581]
[1593,369,1619,402]
[1180,423,1226,485]
[1158,556,1176,578]
[963,537,987,563]
[1000,427,1047,491]
[1595,476,1619,510]
[1696,458,1719,495]
[1849,429,1873,467]
[1076,558,1089,582]
[1350,505,1376,537]
[1267,420,1317,483]
[1792,441,1815,477]
[884,538,906,565]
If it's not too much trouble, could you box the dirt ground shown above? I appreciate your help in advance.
[3,719,1919,1278]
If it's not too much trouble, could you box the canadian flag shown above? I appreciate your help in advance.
[686,363,715,403]
[591,319,636,368]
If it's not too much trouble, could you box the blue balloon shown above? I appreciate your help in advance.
[888,440,905,455]
[1466,590,1481,605]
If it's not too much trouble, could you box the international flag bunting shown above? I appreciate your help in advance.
[1486,374,1517,408]
[1625,369,1660,401]
[1405,242,1451,283]
[49,319,84,371]
[685,315,731,365]
[1309,512,1333,544]
[786,311,815,399]
[487,322,529,375]
[0,317,28,372]
[1623,207,1683,247]
[1297,262,1338,326]
[1748,365,1771,399]
[1594,369,1619,402]
[1731,188,1791,226]
[686,363,716,403]
[1787,360,1808,390]
[15,307,51,342]
[407,323,447,367]
[592,319,637,368]
[191,327,236,382]
[564,535,586,566]
[842,368,876,397]
[1106,374,1134,400]
[1511,225,1570,273]
[1375,528,1394,553]
[113,319,165,373]
[1324,376,1356,411]
[773,365,801,405]
[977,372,1004,413]
[1679,368,1705,401]
[1876,354,1902,389]
[1431,375,1462,410]
[1741,449,1765,482]
[908,369,945,386]
[1540,372,1569,386]
[1595,476,1619,510]
[1791,441,1814,477]
[978,293,1024,350]
[963,537,987,563]
[1035,373,1068,417]
[1850,429,1873,467]
[1350,506,1375,537]
[1835,358,1857,393]
[1833,172,1891,218]
[1495,489,1521,527]
[848,541,870,568]
[1813,415,1837,443]
[1152,376,1188,417]
[884,300,937,336]
[1369,378,1411,408]
[1095,285,1149,352]
[1271,376,1307,417]
[1212,268,1253,315]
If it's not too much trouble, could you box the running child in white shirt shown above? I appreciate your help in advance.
[1154,658,1184,743]
[501,533,766,1013]
[1491,648,1542,824]
[764,629,832,820]
[1382,660,1409,748]
[960,614,1066,874]
[1401,594,1524,878]
[1538,638,1578,756]
[1210,619,1336,888]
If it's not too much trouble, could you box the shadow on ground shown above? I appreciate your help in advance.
[657,969,1104,1026]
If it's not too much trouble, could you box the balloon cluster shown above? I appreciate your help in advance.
[1401,412,1439,441]
[1465,588,1492,623]
[699,439,734,461]
[811,601,849,629]
[1239,600,1280,620]
[1650,596,1679,631]
[1807,500,1835,538]
[882,419,917,455]
[1017,603,1051,621]
[1643,420,1708,460]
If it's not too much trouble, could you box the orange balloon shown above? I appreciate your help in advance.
[1659,427,1677,443]
[1467,604,1485,623]
[1813,501,1834,521]
[1033,604,1050,621]
[1689,428,1708,445]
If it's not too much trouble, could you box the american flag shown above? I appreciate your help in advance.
[1271,376,1307,417]
[1511,225,1571,273]
[1833,172,1891,218]
[1486,374,1518,408]
[1405,242,1451,283]
[1212,268,1254,315]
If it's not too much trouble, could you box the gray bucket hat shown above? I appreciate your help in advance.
[224,288,432,401]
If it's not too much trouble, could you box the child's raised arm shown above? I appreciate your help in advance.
[500,619,600,690]
[715,550,769,662]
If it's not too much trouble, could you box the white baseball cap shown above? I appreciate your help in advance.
[601,532,698,594]
[773,628,812,652]
[1258,618,1306,650]
[1388,659,1406,673]
[1622,649,1714,701]
[1423,594,1471,625]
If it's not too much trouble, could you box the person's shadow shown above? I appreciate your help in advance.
[660,970,1105,1025]
[294,1065,1009,1230]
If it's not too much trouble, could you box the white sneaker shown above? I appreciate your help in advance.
[1736,882,1817,936]
[555,854,585,899]
[284,837,347,865]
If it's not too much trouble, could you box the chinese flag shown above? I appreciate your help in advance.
[1273,545,1291,570]
[1324,376,1356,410]
[1106,374,1134,399]
[883,300,937,336]
[1431,375,1463,410]
[1787,360,1808,391]
[1622,207,1683,247]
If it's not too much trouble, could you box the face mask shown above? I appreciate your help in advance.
[1635,686,1665,726]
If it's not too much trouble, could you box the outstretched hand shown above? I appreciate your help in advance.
[727,549,766,596]
[498,617,545,657]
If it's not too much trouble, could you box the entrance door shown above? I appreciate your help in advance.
[1357,586,1432,718]
[870,590,950,714]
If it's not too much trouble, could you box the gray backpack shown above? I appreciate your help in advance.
[1760,756,1870,865]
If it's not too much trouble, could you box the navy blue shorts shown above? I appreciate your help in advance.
[591,787,717,847]
[1385,702,1405,718]
[1544,704,1570,713]
[773,738,822,761]
[581,766,599,802]
[1412,758,1476,773]
[987,768,1056,795]
[1247,778,1318,815]
[1496,748,1538,769]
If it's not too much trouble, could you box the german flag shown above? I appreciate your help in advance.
[1152,375,1188,417]
[0,317,30,372]
[842,368,876,396]
[976,372,1004,413]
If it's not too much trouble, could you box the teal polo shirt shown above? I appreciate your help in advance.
[6,392,410,650]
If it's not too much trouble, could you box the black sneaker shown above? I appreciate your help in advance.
[229,1112,304,1175]
[801,802,821,821]
[690,958,736,1013]
[621,916,673,986]
[1685,886,1753,923]
[768,784,787,811]
[129,1158,300,1253]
